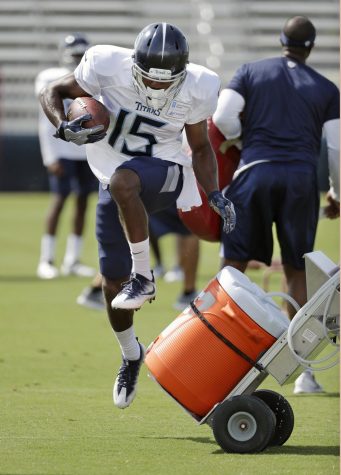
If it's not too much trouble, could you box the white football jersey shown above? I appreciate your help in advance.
[74,45,220,185]
[35,67,87,165]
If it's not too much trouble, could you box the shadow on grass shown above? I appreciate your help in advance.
[141,436,339,456]
[291,392,339,398]
[212,445,340,456]
[141,435,216,445]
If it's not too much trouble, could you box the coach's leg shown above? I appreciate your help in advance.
[283,263,323,394]
[221,258,248,272]
[282,263,307,318]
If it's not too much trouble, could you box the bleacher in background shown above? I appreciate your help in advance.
[0,0,339,135]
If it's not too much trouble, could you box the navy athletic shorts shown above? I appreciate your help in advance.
[149,202,191,238]
[96,156,184,280]
[48,158,98,196]
[221,161,319,270]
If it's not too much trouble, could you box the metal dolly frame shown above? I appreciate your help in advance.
[183,251,339,453]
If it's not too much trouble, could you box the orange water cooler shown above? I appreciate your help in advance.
[145,267,289,418]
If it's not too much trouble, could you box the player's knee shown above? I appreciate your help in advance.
[110,169,140,203]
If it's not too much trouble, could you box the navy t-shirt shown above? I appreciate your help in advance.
[228,56,340,167]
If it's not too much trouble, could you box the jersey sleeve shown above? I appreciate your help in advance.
[186,71,221,124]
[34,68,69,97]
[74,46,102,96]
[213,88,245,139]
[227,64,248,98]
[324,118,340,201]
[34,72,46,97]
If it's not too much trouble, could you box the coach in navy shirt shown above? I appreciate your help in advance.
[213,16,339,393]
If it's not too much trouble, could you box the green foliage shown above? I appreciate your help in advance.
[0,193,339,474]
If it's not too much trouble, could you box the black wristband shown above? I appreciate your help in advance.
[54,121,68,140]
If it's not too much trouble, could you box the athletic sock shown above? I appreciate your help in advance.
[114,327,141,361]
[63,234,82,266]
[128,237,153,280]
[40,234,56,263]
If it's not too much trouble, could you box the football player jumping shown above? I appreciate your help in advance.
[39,23,236,409]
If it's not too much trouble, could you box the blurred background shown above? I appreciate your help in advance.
[0,0,339,192]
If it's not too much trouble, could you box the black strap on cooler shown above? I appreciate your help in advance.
[190,301,264,372]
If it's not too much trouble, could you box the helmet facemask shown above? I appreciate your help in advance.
[132,23,189,110]
[132,63,186,110]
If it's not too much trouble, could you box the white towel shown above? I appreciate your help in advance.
[176,165,202,211]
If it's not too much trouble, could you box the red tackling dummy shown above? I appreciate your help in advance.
[178,118,240,241]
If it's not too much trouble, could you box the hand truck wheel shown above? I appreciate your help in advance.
[252,389,294,446]
[211,395,276,453]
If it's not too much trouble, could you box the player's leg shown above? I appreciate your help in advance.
[110,166,154,309]
[276,163,319,316]
[37,159,69,279]
[173,233,200,310]
[110,157,183,310]
[281,265,307,318]
[76,272,105,310]
[149,226,165,278]
[103,276,145,409]
[96,185,144,408]
[276,164,321,393]
[149,202,200,309]
[61,160,96,277]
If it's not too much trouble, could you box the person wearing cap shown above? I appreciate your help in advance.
[35,33,98,280]
[213,15,339,393]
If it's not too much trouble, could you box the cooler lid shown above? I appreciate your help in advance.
[217,266,290,338]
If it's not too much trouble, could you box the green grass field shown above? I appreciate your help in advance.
[0,192,339,475]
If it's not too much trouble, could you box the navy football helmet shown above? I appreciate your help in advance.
[132,23,189,109]
[60,33,90,68]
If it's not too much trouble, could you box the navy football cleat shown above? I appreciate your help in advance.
[111,272,156,310]
[113,342,145,409]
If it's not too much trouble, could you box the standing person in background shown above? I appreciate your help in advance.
[149,202,199,311]
[213,15,339,394]
[38,23,235,410]
[36,33,97,280]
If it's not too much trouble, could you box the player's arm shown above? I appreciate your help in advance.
[212,88,245,147]
[39,72,88,127]
[185,120,218,195]
[323,118,340,218]
[185,120,236,233]
[39,72,105,145]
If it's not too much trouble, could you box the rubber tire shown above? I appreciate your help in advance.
[212,395,276,453]
[253,389,294,446]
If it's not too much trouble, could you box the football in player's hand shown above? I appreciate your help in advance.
[67,97,110,132]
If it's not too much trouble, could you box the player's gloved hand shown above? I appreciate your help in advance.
[208,190,236,234]
[54,114,106,145]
